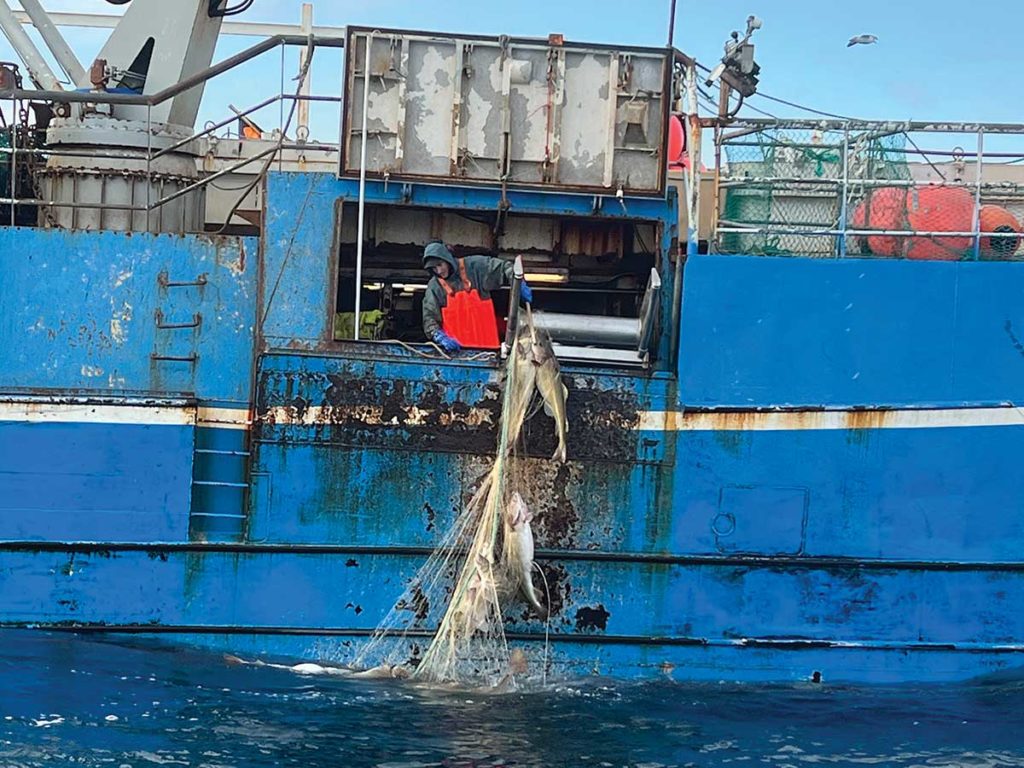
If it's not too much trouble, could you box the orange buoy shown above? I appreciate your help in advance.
[850,186,905,257]
[851,186,974,260]
[979,204,1021,259]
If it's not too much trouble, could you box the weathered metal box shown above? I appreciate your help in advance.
[340,27,672,196]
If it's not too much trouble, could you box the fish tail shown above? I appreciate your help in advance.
[523,586,548,620]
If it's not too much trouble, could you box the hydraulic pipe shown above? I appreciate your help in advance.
[532,312,640,348]
[17,0,86,87]
[0,0,61,90]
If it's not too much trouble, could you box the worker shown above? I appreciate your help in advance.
[421,240,532,353]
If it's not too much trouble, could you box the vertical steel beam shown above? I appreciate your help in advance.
[354,31,376,341]
[297,2,312,135]
[972,128,983,260]
[839,127,849,258]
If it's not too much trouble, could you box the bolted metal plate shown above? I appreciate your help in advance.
[341,27,672,197]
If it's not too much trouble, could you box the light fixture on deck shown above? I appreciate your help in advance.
[524,270,569,284]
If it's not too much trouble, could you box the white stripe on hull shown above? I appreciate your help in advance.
[2,401,1022,433]
[636,407,1024,431]
[0,401,250,429]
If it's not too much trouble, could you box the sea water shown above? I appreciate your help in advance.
[1,630,1021,767]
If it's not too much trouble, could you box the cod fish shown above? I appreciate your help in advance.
[530,327,569,463]
[224,654,409,679]
[506,492,548,619]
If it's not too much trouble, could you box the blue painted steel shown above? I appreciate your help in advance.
[0,227,258,403]
[128,631,1024,685]
[2,548,1024,683]
[4,167,1024,683]
[251,350,675,551]
[190,426,250,542]
[0,421,194,542]
[678,254,1024,408]
[669,424,1024,562]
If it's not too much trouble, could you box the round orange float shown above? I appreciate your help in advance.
[667,114,685,167]
[979,204,1021,259]
[851,186,975,260]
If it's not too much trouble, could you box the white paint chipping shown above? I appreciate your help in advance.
[635,407,1024,432]
[0,401,250,430]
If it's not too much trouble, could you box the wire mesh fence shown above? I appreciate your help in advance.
[714,120,1024,260]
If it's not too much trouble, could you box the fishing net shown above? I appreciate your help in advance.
[717,124,1024,260]
[354,312,556,688]
[718,126,910,257]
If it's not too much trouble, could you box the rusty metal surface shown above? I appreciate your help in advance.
[247,351,676,552]
[254,353,668,464]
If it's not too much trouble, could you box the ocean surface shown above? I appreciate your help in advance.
[0,629,1021,767]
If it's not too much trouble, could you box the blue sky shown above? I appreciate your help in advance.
[2,0,1022,140]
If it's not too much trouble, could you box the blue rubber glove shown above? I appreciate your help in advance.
[431,329,462,354]
[519,280,533,304]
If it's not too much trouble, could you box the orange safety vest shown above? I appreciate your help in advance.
[439,258,501,349]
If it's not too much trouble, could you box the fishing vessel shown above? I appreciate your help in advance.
[2,0,1024,684]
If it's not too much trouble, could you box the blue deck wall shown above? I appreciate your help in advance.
[4,173,1024,682]
[678,254,1024,408]
[0,227,258,401]
[0,228,258,541]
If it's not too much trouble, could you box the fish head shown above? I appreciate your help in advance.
[506,491,533,527]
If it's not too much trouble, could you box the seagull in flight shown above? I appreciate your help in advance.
[847,34,878,47]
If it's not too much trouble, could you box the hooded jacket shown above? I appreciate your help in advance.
[421,242,513,337]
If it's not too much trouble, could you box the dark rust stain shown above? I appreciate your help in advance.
[396,583,431,624]
[536,563,571,621]
[345,602,364,615]
[536,462,580,548]
[1005,320,1024,358]
[423,502,437,533]
[286,395,310,421]
[255,365,645,463]
[345,558,359,567]
[519,375,641,463]
[574,604,610,632]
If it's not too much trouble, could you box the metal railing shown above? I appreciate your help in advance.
[0,33,344,229]
[712,118,1024,260]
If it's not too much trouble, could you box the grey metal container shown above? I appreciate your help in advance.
[340,27,673,197]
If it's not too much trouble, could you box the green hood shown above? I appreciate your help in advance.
[422,241,458,271]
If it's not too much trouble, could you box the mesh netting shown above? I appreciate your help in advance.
[353,311,561,689]
[717,126,1024,260]
[720,128,910,257]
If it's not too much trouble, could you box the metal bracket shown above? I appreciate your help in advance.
[158,271,208,289]
[150,353,198,363]
[155,310,202,330]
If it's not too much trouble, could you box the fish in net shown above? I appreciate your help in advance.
[354,310,566,688]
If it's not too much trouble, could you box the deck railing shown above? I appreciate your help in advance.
[712,118,1024,260]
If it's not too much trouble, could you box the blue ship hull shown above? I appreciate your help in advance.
[3,171,1024,684]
